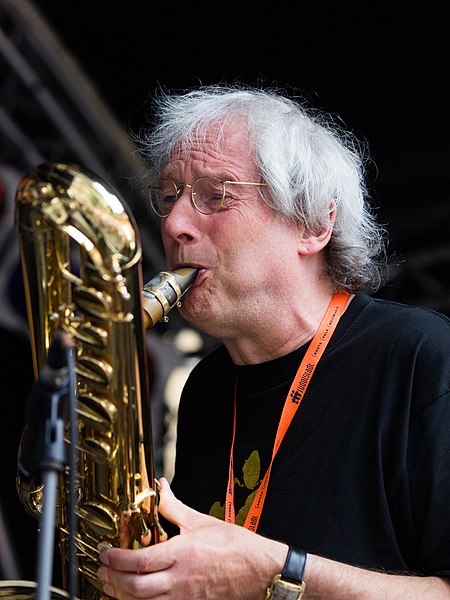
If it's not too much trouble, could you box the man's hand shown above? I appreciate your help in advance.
[97,477,287,599]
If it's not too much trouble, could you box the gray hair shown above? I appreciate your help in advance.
[138,85,387,293]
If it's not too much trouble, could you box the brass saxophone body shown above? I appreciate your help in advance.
[15,162,197,598]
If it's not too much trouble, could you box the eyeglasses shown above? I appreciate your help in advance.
[148,176,268,217]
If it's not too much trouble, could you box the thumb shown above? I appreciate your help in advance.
[158,477,211,533]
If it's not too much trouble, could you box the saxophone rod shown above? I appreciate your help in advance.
[142,267,198,329]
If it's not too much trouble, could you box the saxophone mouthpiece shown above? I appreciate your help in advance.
[142,267,198,328]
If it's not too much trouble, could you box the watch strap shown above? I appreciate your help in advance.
[281,546,307,584]
[265,547,307,599]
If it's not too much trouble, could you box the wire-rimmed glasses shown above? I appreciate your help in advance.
[148,176,268,217]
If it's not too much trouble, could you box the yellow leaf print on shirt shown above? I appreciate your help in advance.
[209,450,261,525]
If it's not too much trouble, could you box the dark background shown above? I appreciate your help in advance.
[31,2,450,311]
[0,0,449,586]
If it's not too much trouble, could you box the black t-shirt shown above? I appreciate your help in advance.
[170,294,450,577]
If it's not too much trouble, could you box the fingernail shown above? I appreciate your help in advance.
[97,542,111,565]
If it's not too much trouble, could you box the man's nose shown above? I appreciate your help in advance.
[162,187,199,241]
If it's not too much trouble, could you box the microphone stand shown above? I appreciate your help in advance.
[66,338,78,600]
[36,467,63,600]
[35,356,68,600]
[21,333,74,600]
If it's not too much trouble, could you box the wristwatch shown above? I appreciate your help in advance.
[265,547,307,600]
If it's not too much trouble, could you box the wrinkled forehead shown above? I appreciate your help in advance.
[170,117,254,165]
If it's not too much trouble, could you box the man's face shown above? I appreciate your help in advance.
[160,122,300,340]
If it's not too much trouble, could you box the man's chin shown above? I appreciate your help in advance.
[178,295,218,334]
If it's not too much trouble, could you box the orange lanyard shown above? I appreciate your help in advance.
[225,291,350,532]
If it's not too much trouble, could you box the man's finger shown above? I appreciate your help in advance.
[158,477,211,532]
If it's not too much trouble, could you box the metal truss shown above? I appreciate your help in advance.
[0,0,164,279]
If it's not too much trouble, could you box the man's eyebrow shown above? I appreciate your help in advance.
[161,170,238,182]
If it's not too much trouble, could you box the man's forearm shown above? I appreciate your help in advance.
[303,553,450,599]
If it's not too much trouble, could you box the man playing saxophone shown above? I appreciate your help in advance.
[96,85,450,599]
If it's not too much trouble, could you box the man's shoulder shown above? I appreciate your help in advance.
[335,294,450,364]
[354,293,450,334]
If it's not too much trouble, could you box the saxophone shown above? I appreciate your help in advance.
[12,162,197,599]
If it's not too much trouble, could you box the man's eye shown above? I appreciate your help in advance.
[203,192,224,211]
[211,192,224,202]
[161,193,177,205]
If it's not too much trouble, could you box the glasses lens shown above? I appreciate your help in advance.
[192,177,225,214]
[150,179,178,217]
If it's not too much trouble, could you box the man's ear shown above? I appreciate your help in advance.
[298,200,336,255]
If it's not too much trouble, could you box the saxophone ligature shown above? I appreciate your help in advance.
[13,162,197,599]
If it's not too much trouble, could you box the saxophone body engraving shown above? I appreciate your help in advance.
[15,162,197,598]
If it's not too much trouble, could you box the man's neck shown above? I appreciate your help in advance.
[223,288,351,366]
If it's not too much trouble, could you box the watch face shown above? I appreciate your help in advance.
[266,575,306,600]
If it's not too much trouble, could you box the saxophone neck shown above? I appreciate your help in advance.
[142,267,198,328]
